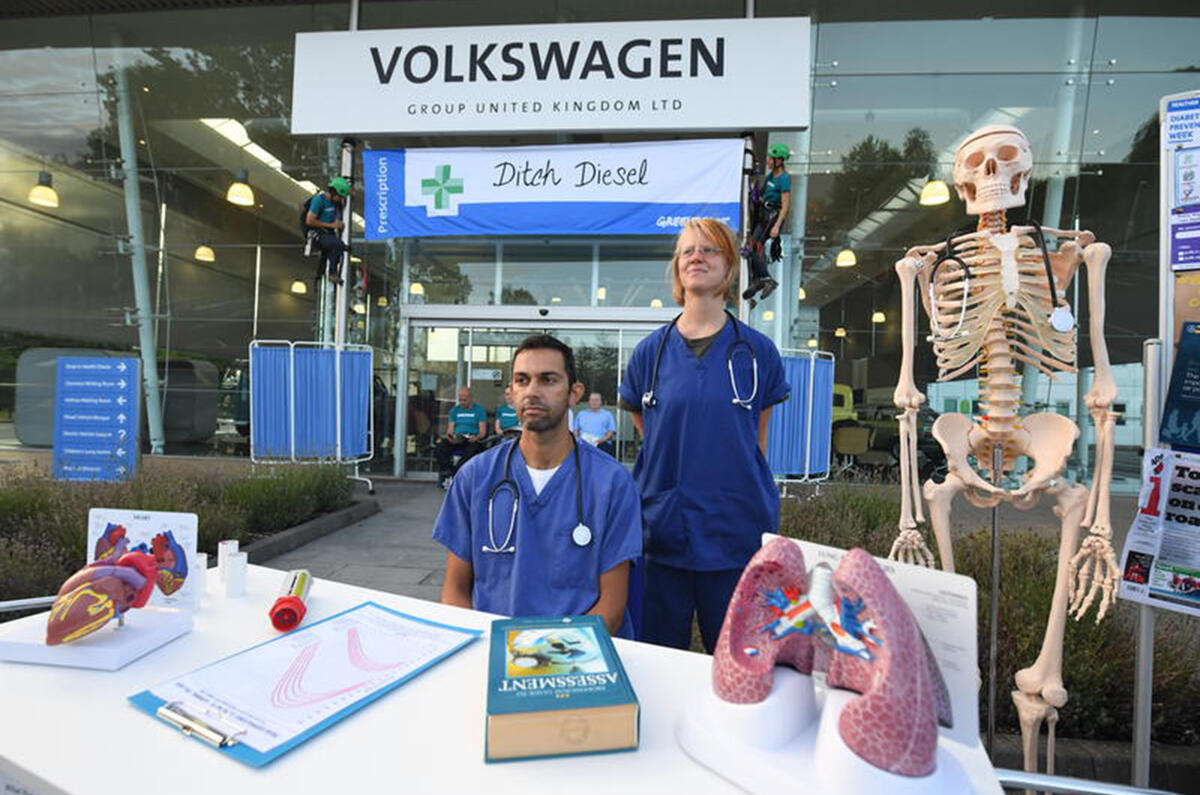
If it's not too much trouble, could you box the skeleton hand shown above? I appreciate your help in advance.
[1067,528,1120,623]
[888,527,937,568]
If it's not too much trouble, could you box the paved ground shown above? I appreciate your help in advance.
[262,479,1140,605]
[265,480,448,603]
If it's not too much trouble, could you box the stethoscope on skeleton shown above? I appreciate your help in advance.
[926,220,1075,344]
[641,311,758,411]
[482,436,591,554]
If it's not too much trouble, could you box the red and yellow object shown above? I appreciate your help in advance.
[269,570,313,632]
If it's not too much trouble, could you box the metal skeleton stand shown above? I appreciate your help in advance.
[987,443,1003,757]
[1133,338,1162,787]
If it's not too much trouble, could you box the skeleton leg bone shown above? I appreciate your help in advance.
[921,473,970,572]
[1012,690,1059,789]
[1014,482,1088,708]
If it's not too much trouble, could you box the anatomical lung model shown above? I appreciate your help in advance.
[46,551,157,645]
[713,538,952,778]
[889,124,1121,772]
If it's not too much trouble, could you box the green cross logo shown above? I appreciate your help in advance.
[421,165,464,212]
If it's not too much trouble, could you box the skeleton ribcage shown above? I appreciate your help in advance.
[925,234,1076,382]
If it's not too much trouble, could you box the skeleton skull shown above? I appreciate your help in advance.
[953,125,1033,215]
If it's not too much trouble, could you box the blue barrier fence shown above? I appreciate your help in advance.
[765,352,834,480]
[250,342,372,462]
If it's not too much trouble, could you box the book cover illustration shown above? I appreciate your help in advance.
[486,615,639,761]
[505,625,610,678]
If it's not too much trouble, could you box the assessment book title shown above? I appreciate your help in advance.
[486,615,639,761]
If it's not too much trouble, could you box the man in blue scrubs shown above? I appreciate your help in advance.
[572,392,617,456]
[434,335,642,637]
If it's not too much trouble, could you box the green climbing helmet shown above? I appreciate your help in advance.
[329,176,351,197]
[767,143,791,161]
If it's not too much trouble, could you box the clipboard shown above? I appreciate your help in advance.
[129,601,481,767]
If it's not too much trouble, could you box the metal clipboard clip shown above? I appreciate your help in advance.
[156,701,247,749]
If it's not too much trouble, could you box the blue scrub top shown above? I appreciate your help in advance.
[618,316,788,572]
[432,439,643,638]
[573,408,616,440]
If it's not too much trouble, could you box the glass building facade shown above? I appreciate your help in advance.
[0,0,1194,483]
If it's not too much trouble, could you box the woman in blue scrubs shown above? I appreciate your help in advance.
[618,219,788,651]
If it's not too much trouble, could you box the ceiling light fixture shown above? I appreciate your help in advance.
[290,280,308,295]
[27,171,59,208]
[919,178,951,207]
[835,248,857,268]
[226,168,255,206]
[193,244,215,262]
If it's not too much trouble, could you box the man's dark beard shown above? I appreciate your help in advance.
[521,401,567,432]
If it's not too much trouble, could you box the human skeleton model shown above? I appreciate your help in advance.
[888,125,1121,772]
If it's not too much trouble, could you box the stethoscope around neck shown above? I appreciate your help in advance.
[641,311,758,411]
[482,437,591,554]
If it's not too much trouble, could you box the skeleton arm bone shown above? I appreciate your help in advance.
[1071,242,1120,621]
[891,255,932,565]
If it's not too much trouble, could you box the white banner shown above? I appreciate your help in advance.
[292,18,810,135]
[364,138,744,238]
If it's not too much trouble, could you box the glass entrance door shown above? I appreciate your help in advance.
[400,323,652,476]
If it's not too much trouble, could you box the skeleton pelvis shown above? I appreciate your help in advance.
[930,412,1076,507]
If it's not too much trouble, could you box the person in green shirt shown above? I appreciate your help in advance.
[494,386,521,437]
[742,143,792,306]
[435,386,489,489]
[305,177,351,286]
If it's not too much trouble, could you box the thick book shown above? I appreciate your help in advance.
[485,615,639,762]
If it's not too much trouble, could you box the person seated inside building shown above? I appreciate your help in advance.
[434,386,488,489]
[306,176,351,286]
[572,391,617,456]
[494,385,521,438]
[433,335,641,637]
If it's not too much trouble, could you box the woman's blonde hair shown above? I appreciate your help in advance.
[667,218,740,306]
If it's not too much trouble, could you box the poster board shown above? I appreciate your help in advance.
[1118,447,1200,617]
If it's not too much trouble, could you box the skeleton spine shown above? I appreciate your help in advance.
[977,211,1018,446]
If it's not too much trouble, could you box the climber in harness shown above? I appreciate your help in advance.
[742,143,792,307]
[304,176,351,286]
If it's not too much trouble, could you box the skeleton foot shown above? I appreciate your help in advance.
[888,527,937,568]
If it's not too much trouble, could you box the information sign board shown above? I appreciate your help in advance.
[52,357,141,481]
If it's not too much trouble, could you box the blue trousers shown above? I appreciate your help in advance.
[640,561,742,653]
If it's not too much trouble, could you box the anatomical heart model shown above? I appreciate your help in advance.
[889,124,1120,773]
[46,509,199,646]
[46,552,157,645]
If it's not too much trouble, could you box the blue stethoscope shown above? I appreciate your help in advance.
[482,437,591,554]
[641,311,758,411]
